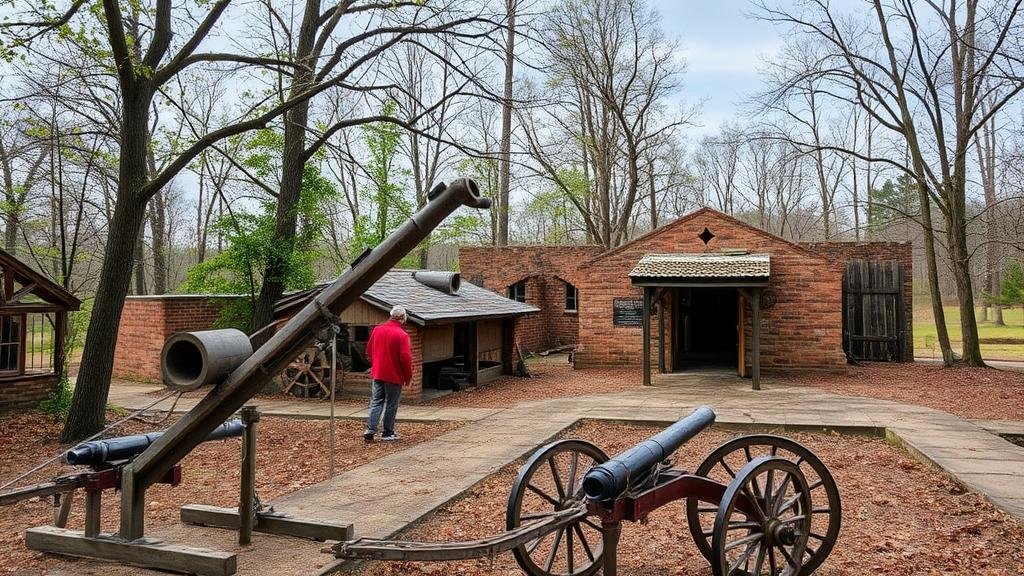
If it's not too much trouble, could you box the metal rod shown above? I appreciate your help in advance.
[122,178,489,539]
[239,406,259,545]
[329,335,336,478]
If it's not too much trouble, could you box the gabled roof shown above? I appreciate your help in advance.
[630,253,770,279]
[275,269,538,326]
[0,248,81,310]
[582,207,828,267]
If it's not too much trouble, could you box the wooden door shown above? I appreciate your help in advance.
[842,260,906,361]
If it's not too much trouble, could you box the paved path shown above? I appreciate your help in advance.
[51,376,1024,575]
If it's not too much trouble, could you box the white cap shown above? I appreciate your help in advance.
[390,306,407,321]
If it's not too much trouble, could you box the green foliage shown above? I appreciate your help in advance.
[1000,261,1024,306]
[867,175,918,233]
[350,102,415,264]
[40,303,90,418]
[520,167,586,244]
[180,129,338,330]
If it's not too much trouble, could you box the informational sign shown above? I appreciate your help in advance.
[612,298,644,326]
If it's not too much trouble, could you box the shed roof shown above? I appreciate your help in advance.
[275,269,538,326]
[0,248,81,311]
[629,253,770,279]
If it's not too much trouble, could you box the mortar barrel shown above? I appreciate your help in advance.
[161,329,253,391]
[65,419,244,467]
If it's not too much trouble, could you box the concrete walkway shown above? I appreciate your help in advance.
[51,376,1024,575]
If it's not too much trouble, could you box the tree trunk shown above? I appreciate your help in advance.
[943,182,984,366]
[496,0,516,246]
[133,222,146,294]
[149,189,167,294]
[62,88,154,442]
[917,184,955,366]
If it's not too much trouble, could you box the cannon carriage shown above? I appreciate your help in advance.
[337,406,841,576]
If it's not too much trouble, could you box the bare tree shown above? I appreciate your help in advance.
[755,0,1024,366]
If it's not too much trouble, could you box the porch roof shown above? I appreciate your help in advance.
[629,253,770,286]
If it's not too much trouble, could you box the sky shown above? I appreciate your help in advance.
[651,0,784,137]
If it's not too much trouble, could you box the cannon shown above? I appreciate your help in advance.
[336,406,842,576]
[64,419,245,467]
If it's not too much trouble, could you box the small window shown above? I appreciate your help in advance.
[0,315,22,374]
[564,283,578,312]
[508,281,527,303]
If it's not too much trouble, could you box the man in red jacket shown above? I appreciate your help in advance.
[364,305,413,442]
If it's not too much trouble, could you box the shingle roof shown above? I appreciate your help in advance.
[629,253,770,278]
[275,270,538,325]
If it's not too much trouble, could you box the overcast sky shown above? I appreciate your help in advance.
[652,0,783,137]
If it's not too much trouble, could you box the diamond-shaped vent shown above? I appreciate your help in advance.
[698,227,715,245]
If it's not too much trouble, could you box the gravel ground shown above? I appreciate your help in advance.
[778,362,1024,421]
[0,411,461,575]
[356,421,1024,576]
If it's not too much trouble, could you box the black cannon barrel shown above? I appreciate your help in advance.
[581,405,716,501]
[64,419,244,467]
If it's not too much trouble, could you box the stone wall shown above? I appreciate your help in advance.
[113,295,241,382]
[573,209,847,370]
[802,241,914,361]
[459,245,603,354]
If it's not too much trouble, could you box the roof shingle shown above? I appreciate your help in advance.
[628,253,770,278]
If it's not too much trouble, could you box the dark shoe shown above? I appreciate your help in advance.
[363,429,375,442]
[381,433,400,442]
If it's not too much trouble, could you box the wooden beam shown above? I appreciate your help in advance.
[642,288,651,386]
[657,290,665,374]
[180,504,354,542]
[9,282,37,303]
[468,321,479,385]
[751,289,761,391]
[737,293,746,378]
[24,526,237,576]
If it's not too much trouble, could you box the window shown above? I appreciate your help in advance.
[508,281,527,303]
[564,282,578,312]
[0,315,22,374]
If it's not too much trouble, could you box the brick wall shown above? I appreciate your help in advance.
[0,374,59,411]
[113,295,240,382]
[802,241,914,361]
[459,245,603,354]
[573,209,847,370]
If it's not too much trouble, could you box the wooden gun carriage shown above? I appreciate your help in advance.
[337,406,842,576]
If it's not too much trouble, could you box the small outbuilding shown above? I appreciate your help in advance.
[0,249,81,410]
[461,208,913,387]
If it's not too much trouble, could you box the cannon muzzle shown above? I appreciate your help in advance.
[581,405,716,501]
[64,419,245,467]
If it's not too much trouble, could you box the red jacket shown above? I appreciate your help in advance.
[365,319,413,386]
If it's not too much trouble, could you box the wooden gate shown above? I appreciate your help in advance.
[842,260,907,362]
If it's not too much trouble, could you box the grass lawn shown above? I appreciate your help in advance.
[914,304,1024,361]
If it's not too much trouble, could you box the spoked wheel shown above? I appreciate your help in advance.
[506,439,608,576]
[687,435,840,575]
[280,347,331,398]
[712,456,812,576]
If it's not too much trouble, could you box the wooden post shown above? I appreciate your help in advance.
[737,293,746,378]
[601,520,621,576]
[468,321,479,385]
[119,465,144,541]
[642,288,651,386]
[54,491,74,528]
[239,406,259,546]
[657,290,665,374]
[84,489,101,538]
[53,312,66,376]
[329,335,336,478]
[751,288,761,391]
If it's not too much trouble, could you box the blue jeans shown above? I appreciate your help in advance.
[366,380,403,436]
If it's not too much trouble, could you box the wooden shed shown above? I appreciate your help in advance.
[274,269,538,398]
[0,249,81,410]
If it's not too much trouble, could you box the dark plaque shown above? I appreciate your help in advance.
[613,298,644,326]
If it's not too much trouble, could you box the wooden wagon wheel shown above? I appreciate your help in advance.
[711,456,812,576]
[506,439,608,576]
[686,435,841,576]
[280,346,331,398]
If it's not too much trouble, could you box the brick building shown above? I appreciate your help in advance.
[460,208,913,386]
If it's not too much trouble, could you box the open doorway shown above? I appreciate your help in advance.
[672,287,738,370]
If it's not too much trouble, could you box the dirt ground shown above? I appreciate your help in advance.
[356,421,1024,576]
[0,411,461,575]
[779,362,1024,421]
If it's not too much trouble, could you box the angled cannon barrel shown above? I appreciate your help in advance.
[121,178,490,538]
[582,405,716,501]
[161,329,253,391]
[64,419,244,467]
